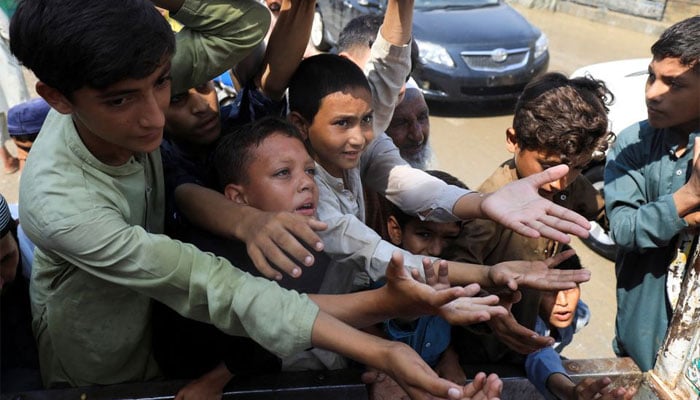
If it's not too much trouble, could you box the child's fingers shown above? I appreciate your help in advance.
[247,246,283,281]
[422,257,436,284]
[694,137,700,164]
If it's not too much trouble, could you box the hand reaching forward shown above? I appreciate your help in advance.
[486,291,554,354]
[481,164,591,243]
[241,209,327,280]
[488,249,591,291]
[384,253,507,325]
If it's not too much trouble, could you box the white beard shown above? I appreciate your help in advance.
[403,141,434,170]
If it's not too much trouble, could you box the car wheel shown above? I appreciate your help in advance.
[581,163,617,261]
[311,8,331,51]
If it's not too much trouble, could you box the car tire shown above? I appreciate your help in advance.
[311,8,332,51]
[581,163,618,261]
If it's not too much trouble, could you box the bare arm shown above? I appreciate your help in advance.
[309,254,505,328]
[174,183,327,280]
[255,0,315,100]
[380,0,414,46]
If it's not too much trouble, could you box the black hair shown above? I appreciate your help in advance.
[212,116,309,190]
[651,15,700,72]
[553,245,582,270]
[336,14,384,53]
[336,14,420,81]
[288,53,371,123]
[512,72,613,168]
[10,0,175,98]
[390,170,468,229]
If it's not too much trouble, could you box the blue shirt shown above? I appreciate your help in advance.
[525,301,590,399]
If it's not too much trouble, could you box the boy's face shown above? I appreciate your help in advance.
[645,57,700,133]
[305,88,374,177]
[539,285,581,330]
[388,217,461,257]
[229,133,318,216]
[386,88,431,168]
[506,129,585,200]
[43,62,172,165]
[164,81,221,146]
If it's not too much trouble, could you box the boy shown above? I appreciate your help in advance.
[446,72,611,364]
[604,15,700,371]
[371,170,473,398]
[7,97,51,172]
[168,116,505,398]
[525,252,635,400]
[10,1,497,398]
[287,54,591,297]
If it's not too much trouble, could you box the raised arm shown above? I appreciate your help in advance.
[155,0,271,94]
[255,0,315,100]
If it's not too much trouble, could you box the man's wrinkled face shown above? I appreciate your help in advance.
[386,88,431,168]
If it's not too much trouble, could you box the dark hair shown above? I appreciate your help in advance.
[651,15,700,72]
[512,72,613,168]
[553,245,582,270]
[10,0,175,98]
[390,170,468,229]
[288,53,371,123]
[336,14,420,81]
[336,14,383,53]
[212,116,309,190]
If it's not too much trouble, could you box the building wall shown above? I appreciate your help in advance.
[508,0,700,35]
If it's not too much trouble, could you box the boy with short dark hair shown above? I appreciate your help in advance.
[10,1,498,397]
[287,54,590,301]
[525,252,635,400]
[447,71,612,368]
[604,15,700,372]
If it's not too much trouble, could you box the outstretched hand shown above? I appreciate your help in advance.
[572,377,637,400]
[481,164,591,243]
[488,249,591,291]
[242,210,327,280]
[486,291,554,354]
[373,342,503,400]
[384,253,507,325]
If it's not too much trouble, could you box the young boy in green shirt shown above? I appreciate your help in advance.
[10,1,505,398]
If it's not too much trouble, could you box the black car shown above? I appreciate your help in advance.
[311,0,550,104]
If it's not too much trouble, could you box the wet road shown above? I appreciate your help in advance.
[428,4,658,359]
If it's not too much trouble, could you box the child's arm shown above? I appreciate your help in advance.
[156,0,271,94]
[254,0,315,100]
[453,164,591,244]
[173,362,233,400]
[310,311,503,400]
[309,254,507,328]
[174,183,327,280]
[445,248,591,291]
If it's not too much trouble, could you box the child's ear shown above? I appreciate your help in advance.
[36,82,73,115]
[223,183,248,205]
[505,127,519,154]
[386,216,403,246]
[288,112,310,141]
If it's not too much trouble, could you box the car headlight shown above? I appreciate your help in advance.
[415,39,455,68]
[534,32,548,59]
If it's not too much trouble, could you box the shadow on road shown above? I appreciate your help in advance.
[427,99,517,118]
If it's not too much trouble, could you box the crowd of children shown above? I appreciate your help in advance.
[1,0,699,399]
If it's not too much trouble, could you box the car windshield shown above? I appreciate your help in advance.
[414,0,499,10]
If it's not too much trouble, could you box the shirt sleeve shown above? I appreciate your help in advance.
[24,207,318,358]
[170,0,270,94]
[316,181,431,283]
[604,123,687,251]
[525,346,570,400]
[360,133,472,223]
[365,29,410,135]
